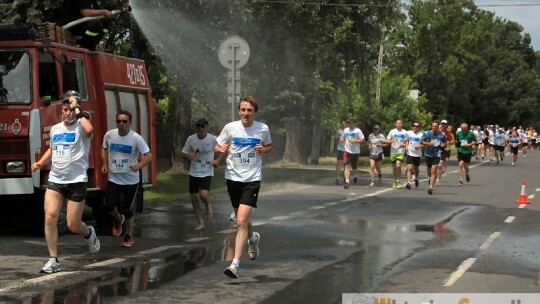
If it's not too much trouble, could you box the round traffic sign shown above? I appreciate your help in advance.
[218,36,250,69]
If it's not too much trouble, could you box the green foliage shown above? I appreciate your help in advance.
[144,166,336,203]
[3,0,538,162]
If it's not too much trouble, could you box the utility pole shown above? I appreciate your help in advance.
[375,26,386,107]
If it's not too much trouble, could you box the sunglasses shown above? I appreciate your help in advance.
[116,120,129,124]
[196,124,207,128]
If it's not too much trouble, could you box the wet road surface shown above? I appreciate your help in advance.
[1,152,540,303]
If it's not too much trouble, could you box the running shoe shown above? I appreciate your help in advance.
[436,179,440,186]
[344,182,349,189]
[40,258,60,274]
[369,181,375,188]
[511,162,515,166]
[428,187,433,195]
[248,232,260,260]
[112,214,125,237]
[335,178,340,185]
[353,176,358,184]
[405,183,411,190]
[87,226,100,254]
[396,181,403,189]
[224,264,239,279]
[466,174,470,183]
[392,182,397,188]
[458,180,464,186]
[414,179,419,187]
[121,235,135,247]
[229,212,237,221]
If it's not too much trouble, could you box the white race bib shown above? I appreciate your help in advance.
[52,144,71,162]
[110,158,130,173]
[460,139,468,146]
[432,139,440,147]
[233,152,256,168]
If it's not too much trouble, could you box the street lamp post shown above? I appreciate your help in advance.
[375,26,386,107]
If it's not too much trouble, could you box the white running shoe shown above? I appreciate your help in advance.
[40,258,61,273]
[224,264,239,279]
[248,232,260,260]
[87,226,100,254]
[229,212,237,221]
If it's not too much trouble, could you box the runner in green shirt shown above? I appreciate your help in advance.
[455,123,477,186]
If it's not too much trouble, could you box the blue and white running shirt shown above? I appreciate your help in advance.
[48,121,91,183]
[103,129,150,185]
[217,120,272,182]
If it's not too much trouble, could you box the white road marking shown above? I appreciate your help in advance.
[536,188,540,192]
[479,232,501,250]
[504,216,516,223]
[270,215,295,221]
[138,245,183,255]
[217,229,237,234]
[185,237,210,242]
[309,206,326,210]
[443,258,477,287]
[528,194,535,199]
[86,258,126,268]
[0,271,77,293]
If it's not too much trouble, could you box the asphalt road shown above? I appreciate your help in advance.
[1,150,539,304]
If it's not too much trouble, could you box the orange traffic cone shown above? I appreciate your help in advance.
[515,179,530,205]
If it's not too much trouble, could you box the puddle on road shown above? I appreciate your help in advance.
[25,246,216,304]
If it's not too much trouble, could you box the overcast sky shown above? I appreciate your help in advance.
[474,0,540,50]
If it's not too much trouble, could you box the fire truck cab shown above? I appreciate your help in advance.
[0,24,157,234]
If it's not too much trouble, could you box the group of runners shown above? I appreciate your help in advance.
[335,119,538,195]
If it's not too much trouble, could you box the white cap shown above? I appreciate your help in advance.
[441,120,448,124]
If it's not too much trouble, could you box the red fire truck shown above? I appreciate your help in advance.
[0,24,157,234]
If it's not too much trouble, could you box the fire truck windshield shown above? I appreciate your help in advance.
[0,51,31,104]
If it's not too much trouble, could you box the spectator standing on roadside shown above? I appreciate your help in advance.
[181,118,224,231]
[386,119,408,189]
[31,90,100,274]
[367,125,386,187]
[101,110,152,247]
[335,119,349,185]
[215,96,272,279]
[341,119,365,189]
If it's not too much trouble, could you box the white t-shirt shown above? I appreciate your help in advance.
[406,130,423,157]
[473,130,483,143]
[181,133,217,177]
[102,129,150,185]
[336,128,345,151]
[48,121,91,184]
[368,133,386,155]
[217,120,272,182]
[387,128,407,155]
[342,127,364,154]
